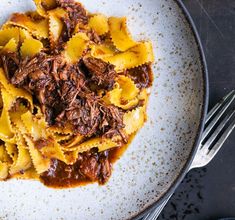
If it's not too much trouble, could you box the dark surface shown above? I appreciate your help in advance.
[158,0,235,219]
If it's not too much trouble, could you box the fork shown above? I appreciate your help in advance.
[142,90,235,220]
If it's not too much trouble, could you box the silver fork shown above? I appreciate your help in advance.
[142,90,235,220]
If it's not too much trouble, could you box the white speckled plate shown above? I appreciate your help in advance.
[0,0,208,220]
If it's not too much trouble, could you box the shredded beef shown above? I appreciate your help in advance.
[79,153,99,181]
[83,57,117,90]
[57,0,88,25]
[126,64,153,89]
[86,29,102,44]
[98,152,112,184]
[1,52,124,138]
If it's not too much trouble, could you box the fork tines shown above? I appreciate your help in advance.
[200,90,235,158]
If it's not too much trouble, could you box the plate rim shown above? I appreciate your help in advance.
[132,0,209,219]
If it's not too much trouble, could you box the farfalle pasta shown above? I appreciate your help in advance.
[0,0,154,187]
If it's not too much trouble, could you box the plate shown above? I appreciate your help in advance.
[0,0,208,219]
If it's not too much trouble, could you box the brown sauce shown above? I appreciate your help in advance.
[39,145,129,188]
[39,134,135,188]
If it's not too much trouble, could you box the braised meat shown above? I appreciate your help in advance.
[40,149,112,186]
[1,52,124,138]
[83,57,117,90]
[126,64,153,89]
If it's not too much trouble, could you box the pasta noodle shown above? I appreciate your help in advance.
[0,69,33,109]
[20,38,43,58]
[48,8,67,47]
[9,143,31,175]
[123,107,146,135]
[88,14,109,36]
[66,137,118,153]
[34,0,57,17]
[0,161,8,180]
[2,38,17,53]
[0,28,21,46]
[64,32,89,63]
[8,13,49,39]
[90,44,116,59]
[0,88,15,140]
[103,76,140,110]
[103,42,154,72]
[109,17,137,51]
[24,135,51,174]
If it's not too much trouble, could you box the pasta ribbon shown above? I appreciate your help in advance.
[1,26,32,42]
[9,143,31,175]
[90,44,116,59]
[117,75,139,101]
[10,110,50,174]
[47,126,73,136]
[24,135,50,174]
[10,111,28,135]
[103,87,138,110]
[64,32,89,63]
[63,149,80,165]
[66,137,117,153]
[21,111,70,164]
[0,162,8,180]
[8,13,49,39]
[103,76,139,110]
[48,8,67,47]
[21,111,46,140]
[39,141,66,163]
[0,144,12,167]
[20,38,43,58]
[34,0,57,17]
[60,135,84,149]
[88,14,109,35]
[53,133,73,142]
[109,17,136,51]
[0,88,15,139]
[34,0,48,17]
[0,68,33,109]
[12,167,39,180]
[104,42,154,72]
[1,38,17,53]
[5,143,18,164]
[19,28,32,42]
[123,107,145,135]
[0,28,20,46]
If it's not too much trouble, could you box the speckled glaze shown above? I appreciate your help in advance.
[0,0,208,220]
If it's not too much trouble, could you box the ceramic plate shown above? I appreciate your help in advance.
[0,0,208,219]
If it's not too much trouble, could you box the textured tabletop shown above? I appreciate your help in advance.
[158,0,235,219]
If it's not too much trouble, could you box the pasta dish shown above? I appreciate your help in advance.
[0,0,154,187]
